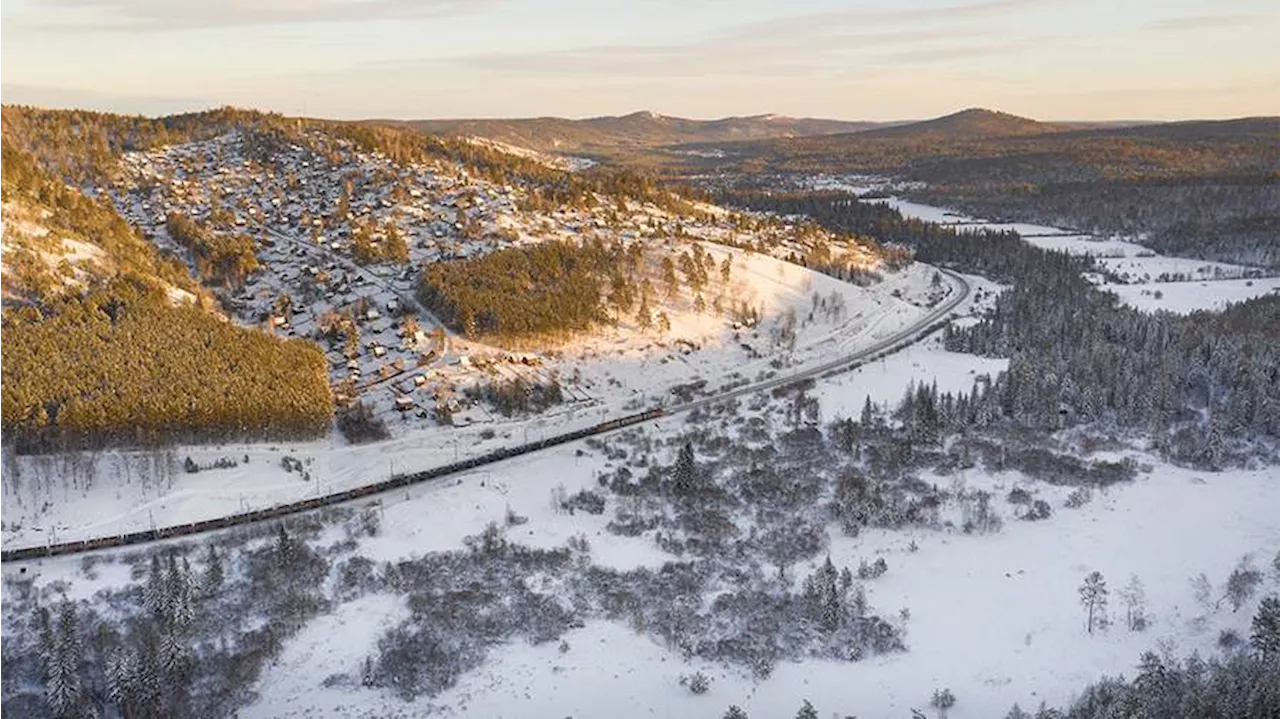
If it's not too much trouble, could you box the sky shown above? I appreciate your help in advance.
[1,0,1278,121]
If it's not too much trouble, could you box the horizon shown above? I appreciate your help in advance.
[3,0,1279,121]
[0,102,1264,125]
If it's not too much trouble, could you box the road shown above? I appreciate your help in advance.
[1,271,968,562]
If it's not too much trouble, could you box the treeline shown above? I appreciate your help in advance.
[724,191,1280,467]
[1,277,333,452]
[917,176,1280,268]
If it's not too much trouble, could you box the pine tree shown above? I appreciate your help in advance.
[1225,555,1263,612]
[1079,571,1108,634]
[106,646,138,711]
[46,602,82,719]
[635,291,652,330]
[723,706,748,719]
[1120,574,1147,631]
[1251,595,1280,656]
[145,554,166,619]
[672,442,697,498]
[795,699,818,719]
[203,543,224,596]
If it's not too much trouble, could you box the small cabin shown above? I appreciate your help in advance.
[394,396,414,411]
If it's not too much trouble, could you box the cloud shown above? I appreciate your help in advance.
[444,0,1052,79]
[1144,14,1273,32]
[11,0,498,32]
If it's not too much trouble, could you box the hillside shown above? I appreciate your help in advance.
[380,111,880,156]
[1,105,916,450]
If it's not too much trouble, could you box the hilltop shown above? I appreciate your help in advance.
[851,108,1065,140]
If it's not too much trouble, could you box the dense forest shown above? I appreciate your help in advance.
[419,239,622,340]
[419,238,745,343]
[1,278,333,452]
[720,190,1280,468]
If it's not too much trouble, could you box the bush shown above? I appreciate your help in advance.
[1065,487,1092,508]
[681,671,711,695]
[561,489,606,515]
[337,401,390,444]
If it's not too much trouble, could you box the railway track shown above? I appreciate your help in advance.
[1,271,969,563]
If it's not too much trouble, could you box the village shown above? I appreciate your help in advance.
[106,129,909,438]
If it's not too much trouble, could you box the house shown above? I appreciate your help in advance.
[394,396,414,411]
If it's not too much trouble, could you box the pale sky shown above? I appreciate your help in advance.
[2,0,1277,121]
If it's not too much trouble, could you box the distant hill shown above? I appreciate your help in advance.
[852,108,1067,140]
[376,111,882,156]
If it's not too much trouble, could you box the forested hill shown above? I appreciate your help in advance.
[377,111,881,156]
[1,115,334,452]
[847,108,1066,140]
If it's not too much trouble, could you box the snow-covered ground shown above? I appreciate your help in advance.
[1100,277,1280,314]
[7,184,1277,719]
[241,440,1280,719]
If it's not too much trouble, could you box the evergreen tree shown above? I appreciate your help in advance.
[203,543,225,596]
[795,699,818,719]
[145,554,166,619]
[46,602,82,719]
[723,705,748,719]
[1252,595,1280,656]
[1120,574,1147,631]
[106,646,138,712]
[1226,555,1264,612]
[1079,571,1109,634]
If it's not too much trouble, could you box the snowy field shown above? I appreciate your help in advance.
[1101,277,1280,314]
[204,429,1280,719]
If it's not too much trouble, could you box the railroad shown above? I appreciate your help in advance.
[1,271,969,563]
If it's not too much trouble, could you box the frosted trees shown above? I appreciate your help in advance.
[39,603,82,718]
[1251,595,1280,656]
[795,699,818,719]
[203,543,225,597]
[1225,554,1264,612]
[931,688,957,718]
[1120,574,1148,631]
[1079,571,1109,634]
[722,705,748,719]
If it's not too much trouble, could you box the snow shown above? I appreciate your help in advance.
[228,452,1280,719]
[246,594,412,719]
[1101,277,1280,314]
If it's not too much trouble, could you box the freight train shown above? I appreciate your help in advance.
[0,407,666,563]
